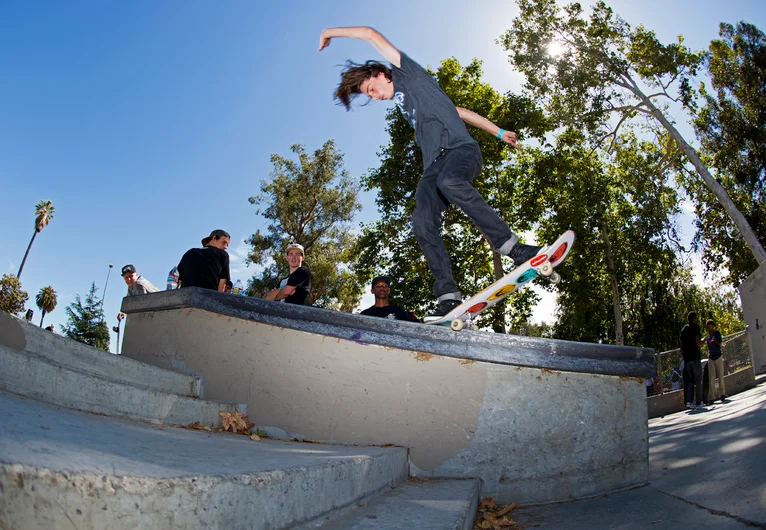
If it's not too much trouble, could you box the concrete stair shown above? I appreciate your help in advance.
[300,479,481,530]
[0,390,410,530]
[0,312,244,427]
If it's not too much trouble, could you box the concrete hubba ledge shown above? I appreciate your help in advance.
[0,310,203,398]
[121,288,654,505]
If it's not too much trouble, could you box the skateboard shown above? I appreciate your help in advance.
[426,230,576,330]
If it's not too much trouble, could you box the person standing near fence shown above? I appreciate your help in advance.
[680,311,705,410]
[705,319,727,402]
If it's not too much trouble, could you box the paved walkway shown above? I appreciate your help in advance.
[515,380,766,529]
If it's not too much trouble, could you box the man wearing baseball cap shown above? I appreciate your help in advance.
[121,264,160,296]
[265,242,311,305]
[360,276,418,322]
[177,229,231,292]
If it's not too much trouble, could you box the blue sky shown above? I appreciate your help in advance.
[2,0,764,351]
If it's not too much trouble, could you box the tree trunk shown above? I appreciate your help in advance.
[39,310,47,327]
[598,209,624,345]
[636,89,766,267]
[17,230,38,280]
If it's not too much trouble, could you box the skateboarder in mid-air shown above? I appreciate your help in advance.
[319,26,542,321]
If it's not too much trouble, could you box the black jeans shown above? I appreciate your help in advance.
[412,143,515,298]
[683,359,702,404]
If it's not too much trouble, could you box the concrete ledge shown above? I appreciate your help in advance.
[0,311,202,398]
[300,479,481,530]
[120,291,651,504]
[0,391,409,530]
[0,344,241,427]
[648,366,756,419]
[121,288,654,377]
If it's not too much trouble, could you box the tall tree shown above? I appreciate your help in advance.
[354,57,549,331]
[246,140,363,311]
[35,286,58,327]
[18,200,55,280]
[500,0,766,268]
[689,22,766,284]
[62,283,110,351]
[0,274,29,316]
[514,124,683,345]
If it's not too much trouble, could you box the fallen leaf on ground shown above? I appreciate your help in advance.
[187,421,212,432]
[219,411,254,434]
[474,497,530,529]
[250,434,261,441]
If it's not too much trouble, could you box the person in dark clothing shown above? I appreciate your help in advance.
[265,243,311,305]
[177,229,231,292]
[361,276,418,322]
[319,26,542,321]
[680,311,704,409]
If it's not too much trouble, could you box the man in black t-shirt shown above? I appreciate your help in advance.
[265,243,311,305]
[680,311,704,409]
[361,276,418,322]
[177,229,231,292]
[319,26,543,322]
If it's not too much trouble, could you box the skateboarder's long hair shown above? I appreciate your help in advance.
[334,60,392,110]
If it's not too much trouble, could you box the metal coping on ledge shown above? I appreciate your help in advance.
[121,288,655,378]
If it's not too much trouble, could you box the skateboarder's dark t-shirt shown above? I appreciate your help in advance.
[680,323,702,362]
[361,304,417,322]
[391,53,477,169]
[177,246,231,291]
[278,265,311,305]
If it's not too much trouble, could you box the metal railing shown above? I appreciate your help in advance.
[650,330,751,396]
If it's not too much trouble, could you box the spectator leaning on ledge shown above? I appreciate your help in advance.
[117,264,160,321]
[361,276,418,322]
[177,229,232,292]
[121,264,160,296]
[265,243,311,305]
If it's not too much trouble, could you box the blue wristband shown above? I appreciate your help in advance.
[497,129,505,139]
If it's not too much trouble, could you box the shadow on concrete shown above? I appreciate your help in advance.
[514,382,766,529]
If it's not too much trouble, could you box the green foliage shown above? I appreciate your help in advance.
[0,274,29,316]
[35,285,58,327]
[354,57,549,330]
[689,22,766,285]
[62,282,110,351]
[246,140,363,311]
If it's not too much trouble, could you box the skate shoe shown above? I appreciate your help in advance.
[424,299,461,322]
[508,243,543,267]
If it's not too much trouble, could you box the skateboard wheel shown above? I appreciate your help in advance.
[539,262,553,277]
[549,272,561,284]
[451,319,464,331]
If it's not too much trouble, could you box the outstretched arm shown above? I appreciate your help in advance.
[319,26,401,68]
[456,106,521,150]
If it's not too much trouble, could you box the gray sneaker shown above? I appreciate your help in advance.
[424,299,461,321]
[508,243,543,266]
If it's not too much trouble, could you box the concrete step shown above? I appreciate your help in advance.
[301,479,481,530]
[0,390,409,530]
[0,311,203,397]
[0,344,242,427]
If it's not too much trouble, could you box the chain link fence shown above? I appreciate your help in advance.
[651,330,751,395]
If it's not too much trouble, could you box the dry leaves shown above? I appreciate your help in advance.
[184,411,264,441]
[474,497,530,529]
[219,411,255,434]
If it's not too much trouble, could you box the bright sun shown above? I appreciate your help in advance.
[548,40,566,57]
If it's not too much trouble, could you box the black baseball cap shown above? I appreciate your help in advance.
[202,229,231,247]
[371,275,391,288]
[121,264,137,276]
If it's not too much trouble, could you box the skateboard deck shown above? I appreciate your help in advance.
[425,230,576,330]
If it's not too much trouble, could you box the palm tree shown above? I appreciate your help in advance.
[35,286,58,327]
[18,200,55,280]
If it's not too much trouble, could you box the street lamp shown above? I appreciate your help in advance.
[101,264,113,314]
